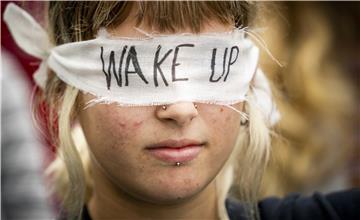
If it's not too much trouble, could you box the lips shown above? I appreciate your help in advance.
[145,139,205,164]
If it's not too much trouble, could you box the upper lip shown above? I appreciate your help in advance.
[146,139,205,149]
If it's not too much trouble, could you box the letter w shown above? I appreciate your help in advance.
[100,46,127,89]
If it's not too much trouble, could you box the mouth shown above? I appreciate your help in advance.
[145,139,206,164]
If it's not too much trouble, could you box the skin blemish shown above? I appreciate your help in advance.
[133,120,143,128]
[119,122,127,128]
[220,107,224,112]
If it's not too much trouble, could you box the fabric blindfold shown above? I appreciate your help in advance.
[4,3,281,125]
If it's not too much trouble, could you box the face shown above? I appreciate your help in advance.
[78,10,243,205]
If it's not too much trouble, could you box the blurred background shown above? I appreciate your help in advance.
[1,1,359,216]
[253,2,360,198]
[1,1,54,219]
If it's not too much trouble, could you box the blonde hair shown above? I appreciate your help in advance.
[35,2,273,219]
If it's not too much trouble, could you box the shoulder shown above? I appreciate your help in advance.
[258,188,360,220]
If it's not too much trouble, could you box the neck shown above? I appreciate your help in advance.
[88,168,219,220]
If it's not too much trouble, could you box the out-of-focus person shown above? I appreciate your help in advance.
[1,49,54,219]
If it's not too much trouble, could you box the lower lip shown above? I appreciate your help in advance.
[146,145,203,164]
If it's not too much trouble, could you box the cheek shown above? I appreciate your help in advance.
[202,105,241,154]
[210,108,238,127]
[78,105,148,155]
[206,106,241,134]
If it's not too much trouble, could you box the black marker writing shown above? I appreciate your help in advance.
[224,46,239,81]
[100,46,111,90]
[115,45,128,87]
[100,43,238,89]
[172,44,194,82]
[101,46,128,89]
[154,45,173,87]
[125,46,149,86]
[209,47,228,82]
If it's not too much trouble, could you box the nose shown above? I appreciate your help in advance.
[156,102,198,126]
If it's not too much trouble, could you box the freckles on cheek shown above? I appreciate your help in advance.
[212,106,241,129]
[210,107,227,124]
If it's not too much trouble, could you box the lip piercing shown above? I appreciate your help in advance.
[175,162,181,166]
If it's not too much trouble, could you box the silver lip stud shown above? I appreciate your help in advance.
[175,162,181,166]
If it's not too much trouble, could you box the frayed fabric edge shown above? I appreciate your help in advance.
[84,96,249,120]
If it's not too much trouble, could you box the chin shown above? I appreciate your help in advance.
[143,189,201,205]
[135,178,208,205]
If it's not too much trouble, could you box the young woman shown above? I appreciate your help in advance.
[4,2,359,220]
